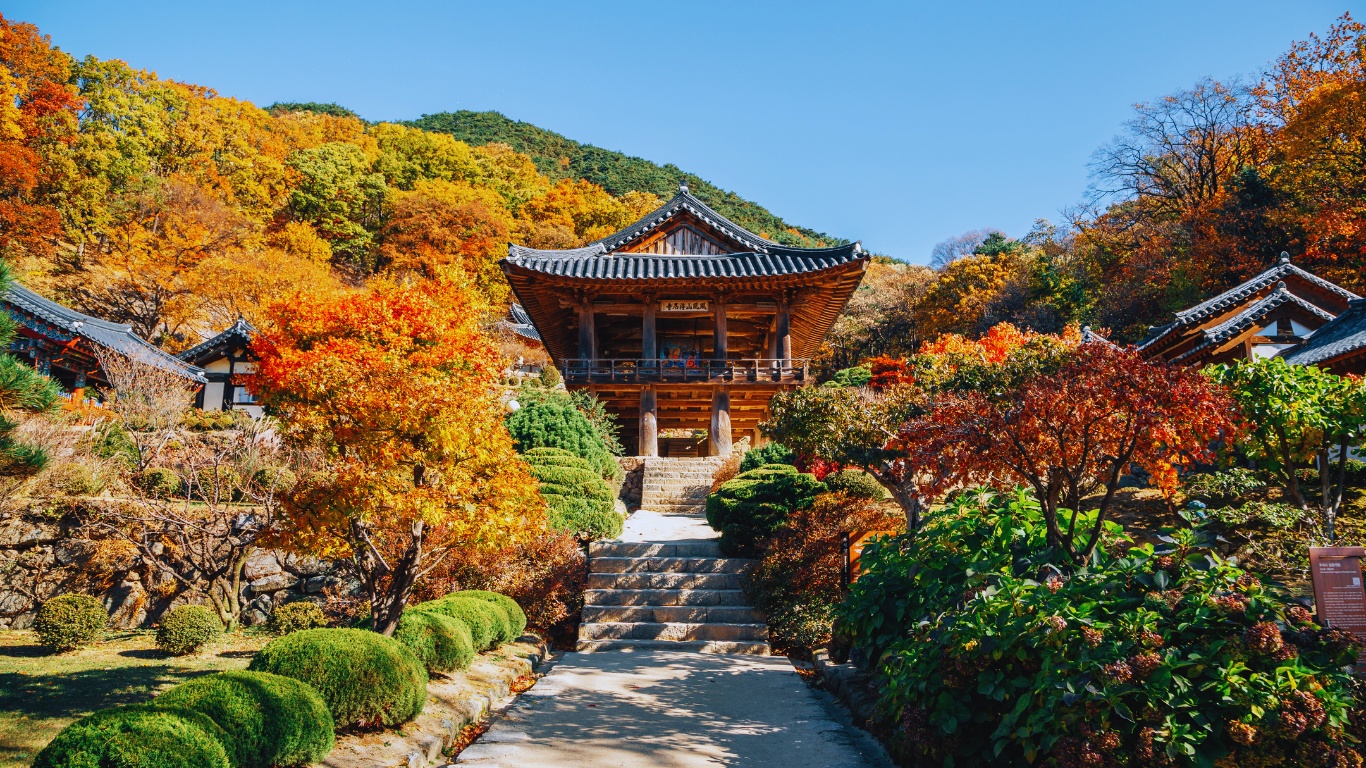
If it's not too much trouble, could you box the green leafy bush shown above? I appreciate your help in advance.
[705,464,825,556]
[33,593,108,651]
[193,465,242,502]
[506,399,619,482]
[1181,467,1265,502]
[157,671,335,768]
[156,605,222,656]
[453,590,527,638]
[45,460,109,496]
[410,596,510,650]
[740,442,796,472]
[840,487,1363,767]
[135,466,184,498]
[269,601,329,635]
[251,466,298,494]
[522,447,621,540]
[828,365,872,388]
[248,628,427,730]
[546,494,623,540]
[91,421,139,469]
[393,610,475,672]
[1210,499,1305,529]
[33,704,232,768]
[821,469,887,500]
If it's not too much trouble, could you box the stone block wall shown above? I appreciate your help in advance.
[616,457,644,511]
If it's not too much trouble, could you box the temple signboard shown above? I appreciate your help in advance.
[660,300,709,313]
[844,531,898,584]
[1309,546,1366,668]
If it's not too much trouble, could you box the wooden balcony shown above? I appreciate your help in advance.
[561,358,809,385]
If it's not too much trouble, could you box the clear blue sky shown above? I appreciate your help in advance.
[7,1,1361,262]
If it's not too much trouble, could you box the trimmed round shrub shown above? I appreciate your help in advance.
[506,400,618,482]
[33,704,231,768]
[520,446,588,468]
[157,605,222,656]
[523,448,621,540]
[269,601,328,635]
[251,466,298,494]
[193,465,242,502]
[135,467,184,498]
[544,493,623,540]
[157,670,335,768]
[247,628,427,730]
[394,610,475,672]
[740,442,796,472]
[411,596,502,650]
[453,590,527,639]
[823,469,888,500]
[705,464,826,556]
[33,593,108,652]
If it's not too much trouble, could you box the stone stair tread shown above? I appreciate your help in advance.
[575,639,771,655]
[589,556,753,574]
[579,621,769,641]
[586,572,744,589]
[582,588,751,606]
[582,605,763,623]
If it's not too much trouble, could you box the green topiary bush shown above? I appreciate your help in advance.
[33,593,108,652]
[269,601,328,635]
[247,628,427,730]
[705,464,825,556]
[411,596,504,650]
[33,704,231,768]
[453,590,527,638]
[393,610,475,673]
[506,399,619,482]
[157,671,335,768]
[522,447,621,540]
[156,605,222,656]
[135,467,184,498]
[822,469,888,500]
[740,443,796,472]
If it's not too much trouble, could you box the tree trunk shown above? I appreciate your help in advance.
[369,520,425,636]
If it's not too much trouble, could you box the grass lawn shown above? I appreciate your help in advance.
[0,629,268,768]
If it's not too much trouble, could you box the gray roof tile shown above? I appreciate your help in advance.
[1280,298,1366,367]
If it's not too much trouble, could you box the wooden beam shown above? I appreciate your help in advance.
[642,297,657,360]
[577,295,596,361]
[709,386,732,457]
[639,385,658,457]
[713,298,727,361]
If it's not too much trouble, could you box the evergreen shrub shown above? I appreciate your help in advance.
[705,464,825,556]
[506,400,619,482]
[32,704,231,768]
[33,593,108,651]
[156,605,222,656]
[393,610,475,672]
[1181,467,1265,503]
[269,601,328,635]
[522,447,621,540]
[410,597,504,650]
[739,442,796,472]
[156,670,335,768]
[135,467,184,498]
[822,469,888,500]
[247,628,427,730]
[453,590,528,638]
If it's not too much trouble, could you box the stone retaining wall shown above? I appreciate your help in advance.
[616,457,644,511]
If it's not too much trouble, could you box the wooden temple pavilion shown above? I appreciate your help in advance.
[501,182,868,457]
[1138,253,1359,366]
[176,318,261,415]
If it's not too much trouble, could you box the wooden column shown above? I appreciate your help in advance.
[639,385,658,457]
[709,386,732,457]
[713,297,728,361]
[642,297,657,361]
[577,295,596,361]
[776,294,792,372]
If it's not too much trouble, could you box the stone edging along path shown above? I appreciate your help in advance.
[320,634,552,768]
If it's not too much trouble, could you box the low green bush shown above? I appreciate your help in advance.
[506,398,619,482]
[33,704,231,768]
[248,628,427,730]
[393,610,475,672]
[544,493,623,540]
[47,460,108,496]
[1209,499,1305,529]
[251,466,298,494]
[705,464,825,556]
[1181,467,1265,502]
[156,605,222,656]
[821,469,887,500]
[453,590,527,638]
[157,670,335,768]
[193,465,242,502]
[135,466,184,498]
[269,601,328,635]
[519,446,587,468]
[523,447,621,540]
[740,442,796,472]
[33,593,107,652]
[411,596,503,650]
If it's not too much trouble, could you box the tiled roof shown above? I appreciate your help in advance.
[1139,254,1358,349]
[1173,283,1335,362]
[177,318,255,366]
[1281,298,1366,367]
[5,284,207,383]
[500,304,541,343]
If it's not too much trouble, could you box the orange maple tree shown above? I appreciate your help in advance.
[250,274,545,634]
[896,344,1239,563]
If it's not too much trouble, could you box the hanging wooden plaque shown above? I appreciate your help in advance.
[1309,546,1366,669]
[660,300,708,313]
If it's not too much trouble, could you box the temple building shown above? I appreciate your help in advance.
[3,283,206,400]
[501,183,868,457]
[1280,298,1366,375]
[1138,254,1359,366]
[176,318,261,416]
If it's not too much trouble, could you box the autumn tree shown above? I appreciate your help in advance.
[379,179,513,302]
[251,273,545,635]
[898,344,1238,563]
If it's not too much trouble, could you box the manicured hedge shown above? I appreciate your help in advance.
[157,605,222,656]
[157,671,335,768]
[394,610,475,672]
[522,447,621,540]
[268,601,328,635]
[740,442,796,472]
[453,590,528,638]
[506,400,619,482]
[247,628,427,730]
[33,593,107,652]
[410,596,506,650]
[705,464,826,556]
[822,469,888,500]
[33,704,231,768]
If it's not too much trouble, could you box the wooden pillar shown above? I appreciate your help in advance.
[776,294,792,371]
[577,295,596,361]
[709,386,732,457]
[639,385,658,457]
[642,297,657,361]
[751,427,765,449]
[712,297,727,361]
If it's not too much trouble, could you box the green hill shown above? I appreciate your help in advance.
[405,110,842,249]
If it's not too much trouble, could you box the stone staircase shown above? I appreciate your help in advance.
[576,456,771,655]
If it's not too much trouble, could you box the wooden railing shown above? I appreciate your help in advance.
[561,358,809,384]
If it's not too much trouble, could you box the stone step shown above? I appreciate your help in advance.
[589,556,753,575]
[582,604,763,624]
[590,541,722,558]
[586,572,744,590]
[582,588,751,606]
[575,639,771,655]
[578,621,769,642]
[639,503,708,513]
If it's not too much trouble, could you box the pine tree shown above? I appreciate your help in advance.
[0,263,59,476]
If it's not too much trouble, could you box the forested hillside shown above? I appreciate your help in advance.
[408,110,839,248]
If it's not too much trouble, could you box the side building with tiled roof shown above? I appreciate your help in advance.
[176,318,261,416]
[1138,253,1359,366]
[1279,298,1366,375]
[501,181,868,457]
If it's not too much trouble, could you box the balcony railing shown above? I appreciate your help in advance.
[561,358,809,384]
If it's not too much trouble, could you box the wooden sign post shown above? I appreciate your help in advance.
[844,531,897,585]
[1309,546,1366,668]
